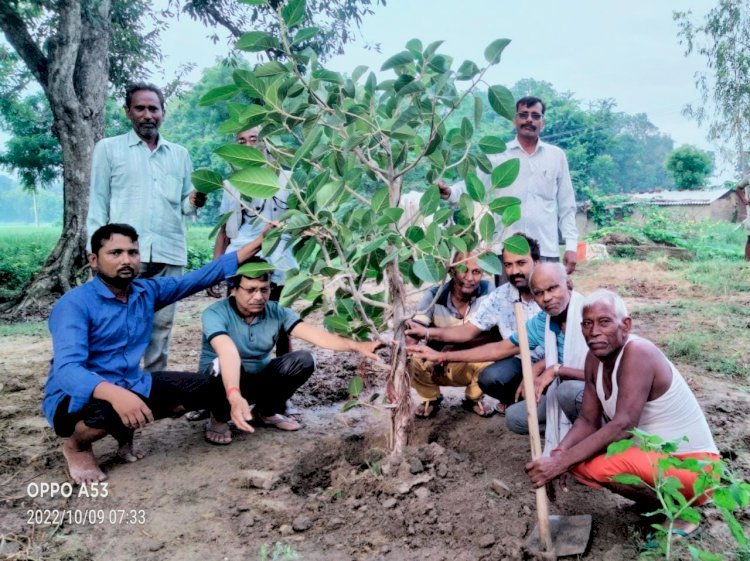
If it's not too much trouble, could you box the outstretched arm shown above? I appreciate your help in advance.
[407,338,519,364]
[404,319,482,344]
[290,322,383,361]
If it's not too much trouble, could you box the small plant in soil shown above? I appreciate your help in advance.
[607,429,750,560]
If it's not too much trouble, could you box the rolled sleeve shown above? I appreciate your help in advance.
[180,154,197,216]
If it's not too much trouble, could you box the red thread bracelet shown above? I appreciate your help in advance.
[226,386,241,398]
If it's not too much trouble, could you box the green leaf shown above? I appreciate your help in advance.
[199,85,240,106]
[209,211,233,240]
[233,70,265,99]
[419,185,440,215]
[261,226,282,256]
[686,547,723,561]
[255,61,288,78]
[324,315,351,335]
[461,117,474,140]
[484,38,511,64]
[491,158,520,189]
[381,50,413,71]
[477,252,502,275]
[315,181,343,211]
[423,40,444,58]
[412,258,444,284]
[348,375,364,397]
[279,273,314,306]
[450,236,468,253]
[237,0,266,4]
[376,207,404,225]
[474,94,483,127]
[488,84,516,120]
[610,474,644,486]
[370,187,389,214]
[488,196,521,214]
[312,68,344,84]
[351,65,369,82]
[405,38,423,55]
[214,144,267,168]
[465,172,485,202]
[292,26,319,45]
[678,507,702,525]
[405,226,424,243]
[292,127,323,168]
[228,167,280,199]
[396,79,425,97]
[479,214,495,243]
[236,261,276,278]
[502,204,521,227]
[191,169,224,194]
[456,60,480,81]
[236,31,281,52]
[478,136,507,154]
[281,0,306,27]
[342,399,359,412]
[503,234,530,256]
[606,439,635,457]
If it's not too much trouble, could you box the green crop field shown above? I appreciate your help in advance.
[0,225,215,303]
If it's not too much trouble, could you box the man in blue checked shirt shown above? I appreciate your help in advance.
[44,223,264,485]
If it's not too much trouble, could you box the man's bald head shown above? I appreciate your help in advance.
[529,262,571,317]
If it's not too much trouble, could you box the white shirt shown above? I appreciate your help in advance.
[449,137,578,258]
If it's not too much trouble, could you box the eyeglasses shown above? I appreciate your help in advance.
[236,285,271,296]
[516,111,544,121]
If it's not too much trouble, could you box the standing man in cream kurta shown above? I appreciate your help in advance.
[87,82,206,372]
[442,96,579,275]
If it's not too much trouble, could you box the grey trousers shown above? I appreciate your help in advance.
[139,262,183,372]
[505,379,584,435]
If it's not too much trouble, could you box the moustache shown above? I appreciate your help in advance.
[117,267,135,275]
[509,274,526,282]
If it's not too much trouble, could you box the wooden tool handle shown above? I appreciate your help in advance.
[515,302,553,554]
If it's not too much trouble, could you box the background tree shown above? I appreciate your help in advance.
[665,144,714,190]
[0,0,382,318]
[675,1,750,178]
[194,0,529,454]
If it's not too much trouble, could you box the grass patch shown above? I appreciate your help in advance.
[0,225,217,302]
[0,320,47,337]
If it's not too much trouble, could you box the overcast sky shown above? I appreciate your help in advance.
[156,0,731,180]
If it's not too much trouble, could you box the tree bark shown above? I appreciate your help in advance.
[0,0,111,319]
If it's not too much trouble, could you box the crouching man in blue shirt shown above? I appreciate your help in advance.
[43,223,266,485]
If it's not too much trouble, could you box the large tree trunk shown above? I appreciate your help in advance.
[0,0,111,319]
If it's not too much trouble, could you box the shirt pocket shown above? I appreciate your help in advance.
[160,174,183,206]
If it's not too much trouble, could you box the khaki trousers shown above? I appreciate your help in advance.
[408,357,491,402]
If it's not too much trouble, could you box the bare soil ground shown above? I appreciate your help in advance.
[1,260,748,561]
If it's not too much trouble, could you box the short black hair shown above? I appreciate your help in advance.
[90,223,139,255]
[228,256,272,287]
[516,96,546,114]
[502,232,541,262]
[125,82,165,110]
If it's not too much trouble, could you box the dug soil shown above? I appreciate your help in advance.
[1,261,748,561]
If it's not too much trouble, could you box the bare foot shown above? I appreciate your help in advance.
[62,440,107,485]
[117,440,146,463]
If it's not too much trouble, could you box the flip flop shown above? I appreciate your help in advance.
[415,396,443,419]
[461,398,495,418]
[260,413,301,431]
[186,409,210,422]
[204,421,232,445]
[495,402,507,416]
